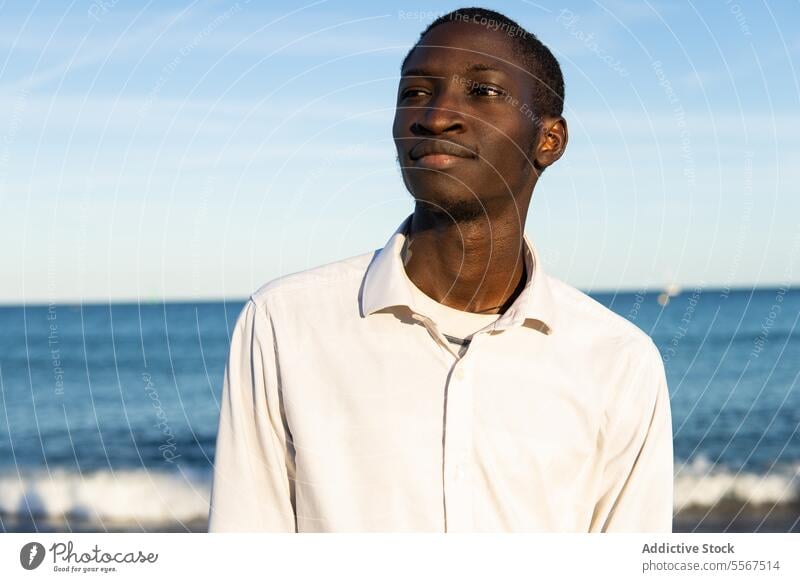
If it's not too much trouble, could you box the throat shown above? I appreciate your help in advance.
[401,229,528,315]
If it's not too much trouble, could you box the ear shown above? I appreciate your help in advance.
[534,116,568,171]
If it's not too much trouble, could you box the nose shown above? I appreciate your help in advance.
[413,88,466,136]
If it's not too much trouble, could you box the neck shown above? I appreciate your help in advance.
[403,201,530,314]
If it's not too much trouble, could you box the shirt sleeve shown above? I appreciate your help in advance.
[207,298,297,532]
[589,338,674,532]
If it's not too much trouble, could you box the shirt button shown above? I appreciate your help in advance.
[455,465,465,481]
[453,369,464,381]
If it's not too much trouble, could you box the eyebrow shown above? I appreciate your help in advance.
[400,68,445,78]
[463,62,503,74]
[401,62,505,78]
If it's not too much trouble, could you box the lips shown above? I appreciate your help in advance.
[409,139,477,161]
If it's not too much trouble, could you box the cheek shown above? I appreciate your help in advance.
[483,129,528,168]
[503,125,539,169]
[478,126,537,186]
[392,109,407,140]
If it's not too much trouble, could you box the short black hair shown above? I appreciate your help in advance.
[401,7,565,127]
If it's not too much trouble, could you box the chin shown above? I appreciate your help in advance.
[409,189,490,224]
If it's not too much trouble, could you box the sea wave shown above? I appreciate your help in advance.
[0,466,211,527]
[674,456,800,510]
[0,459,797,529]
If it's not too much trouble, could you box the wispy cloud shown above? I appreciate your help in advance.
[0,7,191,92]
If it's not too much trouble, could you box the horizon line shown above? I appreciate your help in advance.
[1,283,794,308]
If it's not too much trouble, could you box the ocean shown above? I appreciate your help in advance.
[1,286,798,532]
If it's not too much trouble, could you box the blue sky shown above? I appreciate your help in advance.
[1,0,798,303]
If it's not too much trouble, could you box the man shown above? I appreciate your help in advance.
[208,7,673,533]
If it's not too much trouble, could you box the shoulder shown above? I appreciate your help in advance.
[547,273,656,352]
[248,250,377,312]
[546,275,668,421]
[544,274,664,395]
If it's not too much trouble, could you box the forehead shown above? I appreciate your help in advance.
[403,21,524,76]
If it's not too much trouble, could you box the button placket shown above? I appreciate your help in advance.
[442,339,477,533]
[412,313,461,359]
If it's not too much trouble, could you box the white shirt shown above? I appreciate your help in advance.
[208,214,674,532]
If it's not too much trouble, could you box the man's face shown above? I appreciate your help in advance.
[393,21,543,220]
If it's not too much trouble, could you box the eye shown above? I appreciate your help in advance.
[400,88,429,100]
[470,84,506,97]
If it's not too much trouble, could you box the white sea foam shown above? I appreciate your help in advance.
[0,467,211,526]
[674,456,800,510]
[0,459,798,527]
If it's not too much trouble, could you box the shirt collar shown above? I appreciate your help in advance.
[360,214,557,334]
